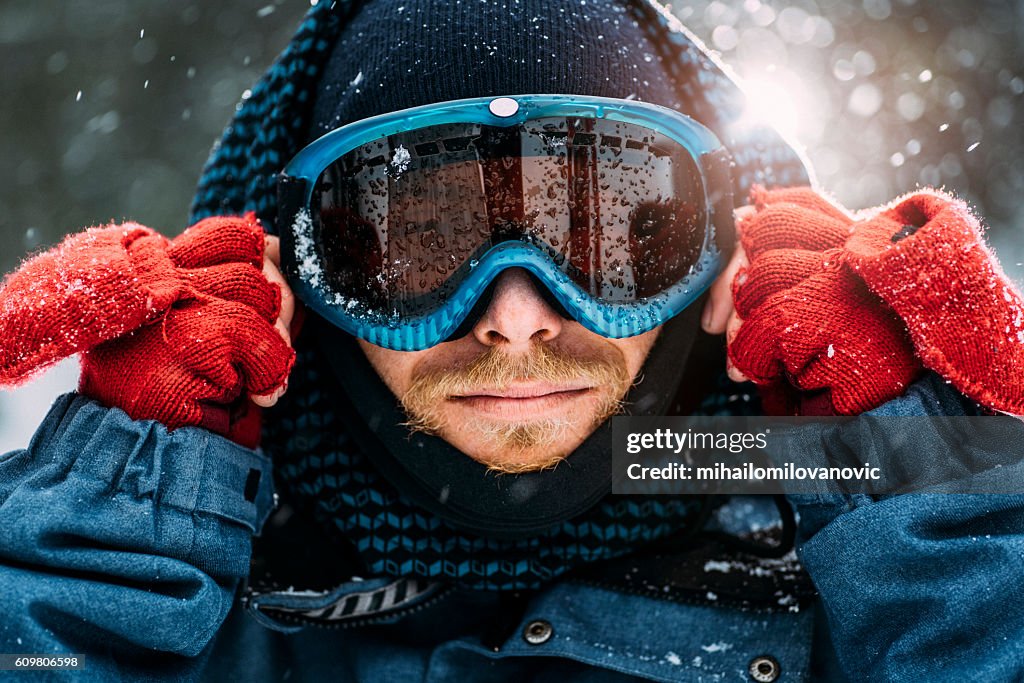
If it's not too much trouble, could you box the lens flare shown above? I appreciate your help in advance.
[737,67,814,144]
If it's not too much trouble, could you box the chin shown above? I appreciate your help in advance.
[440,419,593,474]
[469,447,574,475]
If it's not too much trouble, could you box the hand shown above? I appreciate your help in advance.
[703,192,859,379]
[250,234,296,408]
[0,214,296,446]
[704,187,1024,416]
[704,193,921,415]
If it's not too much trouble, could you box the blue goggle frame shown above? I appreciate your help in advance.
[277,94,734,351]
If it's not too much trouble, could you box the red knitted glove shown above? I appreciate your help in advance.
[845,190,1024,414]
[730,186,1024,415]
[0,214,295,446]
[729,188,921,415]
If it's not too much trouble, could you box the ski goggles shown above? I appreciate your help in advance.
[277,95,734,351]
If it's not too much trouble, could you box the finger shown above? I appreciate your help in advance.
[728,307,786,385]
[251,383,288,408]
[183,262,282,323]
[724,312,749,382]
[225,303,296,397]
[704,241,747,333]
[732,248,831,319]
[164,298,294,398]
[703,206,754,333]
[733,205,757,234]
[261,246,295,332]
[740,204,851,259]
[168,214,265,269]
[726,358,746,384]
[264,234,281,268]
[273,319,291,346]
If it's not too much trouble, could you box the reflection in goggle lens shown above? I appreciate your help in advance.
[314,117,707,318]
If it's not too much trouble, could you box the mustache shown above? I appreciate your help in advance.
[402,343,631,405]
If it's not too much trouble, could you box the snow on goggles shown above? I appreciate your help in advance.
[277,95,734,351]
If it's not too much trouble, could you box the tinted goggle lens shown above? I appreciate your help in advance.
[310,116,708,320]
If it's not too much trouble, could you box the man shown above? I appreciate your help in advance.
[1,1,1023,681]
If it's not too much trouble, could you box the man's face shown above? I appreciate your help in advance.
[359,267,659,473]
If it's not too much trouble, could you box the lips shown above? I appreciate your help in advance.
[450,383,595,419]
[453,382,594,400]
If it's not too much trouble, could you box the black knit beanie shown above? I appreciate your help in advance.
[309,0,685,140]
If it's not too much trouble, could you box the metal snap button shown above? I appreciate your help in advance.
[522,619,553,645]
[748,655,781,682]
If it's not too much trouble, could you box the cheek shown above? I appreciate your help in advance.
[357,339,423,397]
[612,328,661,379]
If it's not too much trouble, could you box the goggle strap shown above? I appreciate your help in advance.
[702,148,736,256]
[277,173,307,279]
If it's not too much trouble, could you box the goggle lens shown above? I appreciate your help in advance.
[312,116,708,320]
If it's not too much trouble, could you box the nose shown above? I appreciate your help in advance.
[472,268,564,350]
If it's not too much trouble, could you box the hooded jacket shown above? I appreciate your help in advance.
[2,2,1024,682]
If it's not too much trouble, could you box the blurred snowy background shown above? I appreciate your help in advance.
[0,0,1021,451]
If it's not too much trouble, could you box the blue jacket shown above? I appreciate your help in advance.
[2,376,1023,682]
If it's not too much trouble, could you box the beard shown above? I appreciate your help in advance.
[400,342,633,473]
